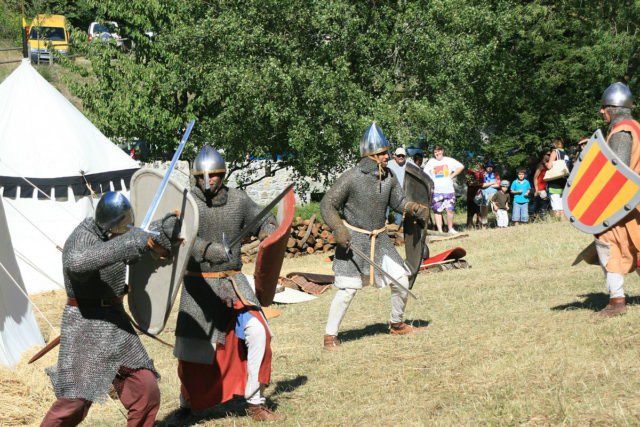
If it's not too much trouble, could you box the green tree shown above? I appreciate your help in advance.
[51,0,640,181]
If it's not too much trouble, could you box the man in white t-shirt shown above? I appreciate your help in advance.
[423,145,464,234]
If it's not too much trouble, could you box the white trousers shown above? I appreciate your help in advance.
[496,209,508,227]
[596,238,626,299]
[325,257,411,336]
[244,315,267,405]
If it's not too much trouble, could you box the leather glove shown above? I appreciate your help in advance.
[204,243,230,264]
[333,225,352,249]
[405,201,429,224]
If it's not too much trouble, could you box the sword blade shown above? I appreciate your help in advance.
[140,119,196,231]
[227,183,295,249]
[348,244,418,299]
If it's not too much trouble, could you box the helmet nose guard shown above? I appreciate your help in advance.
[192,146,226,191]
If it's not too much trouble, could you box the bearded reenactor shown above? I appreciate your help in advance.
[594,82,640,317]
[172,146,285,422]
[41,192,179,426]
[321,122,428,351]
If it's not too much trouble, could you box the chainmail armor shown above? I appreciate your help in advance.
[176,186,275,346]
[608,109,635,167]
[321,157,407,279]
[48,218,157,402]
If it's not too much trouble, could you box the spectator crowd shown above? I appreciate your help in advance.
[387,137,583,231]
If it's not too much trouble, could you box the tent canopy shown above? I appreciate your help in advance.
[0,59,138,198]
[0,60,139,294]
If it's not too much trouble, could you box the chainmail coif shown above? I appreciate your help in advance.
[321,157,408,280]
[47,218,157,403]
[176,185,276,347]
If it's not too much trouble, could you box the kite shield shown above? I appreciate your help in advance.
[253,187,295,306]
[128,169,198,335]
[563,129,640,234]
[403,162,433,288]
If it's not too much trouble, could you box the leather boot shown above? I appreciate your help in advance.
[323,335,340,351]
[595,297,626,318]
[247,403,286,422]
[390,322,425,335]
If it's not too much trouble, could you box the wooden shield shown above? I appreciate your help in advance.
[253,188,295,306]
[128,169,198,335]
[403,163,433,288]
[563,128,640,234]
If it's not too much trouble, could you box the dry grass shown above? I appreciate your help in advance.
[5,220,640,426]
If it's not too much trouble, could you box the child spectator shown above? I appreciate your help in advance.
[510,168,532,225]
[492,180,510,228]
[532,151,550,219]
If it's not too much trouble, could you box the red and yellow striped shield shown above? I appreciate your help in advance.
[563,129,640,234]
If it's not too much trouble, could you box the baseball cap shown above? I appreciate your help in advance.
[500,180,509,187]
[395,147,407,156]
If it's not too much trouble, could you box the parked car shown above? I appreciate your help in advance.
[88,21,123,47]
[27,14,70,63]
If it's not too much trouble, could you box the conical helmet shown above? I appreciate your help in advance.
[601,82,634,108]
[95,192,134,235]
[359,122,390,157]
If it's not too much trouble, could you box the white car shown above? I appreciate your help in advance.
[88,21,123,47]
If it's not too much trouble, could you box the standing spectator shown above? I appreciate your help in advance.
[492,180,510,228]
[387,147,408,225]
[544,138,571,219]
[532,151,550,219]
[573,137,588,163]
[510,168,532,225]
[477,160,500,229]
[412,151,424,167]
[423,145,464,234]
[465,162,484,229]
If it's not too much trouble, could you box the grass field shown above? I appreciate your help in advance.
[4,218,640,426]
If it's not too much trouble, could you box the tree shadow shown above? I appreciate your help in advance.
[157,376,307,426]
[339,319,429,343]
[551,293,640,312]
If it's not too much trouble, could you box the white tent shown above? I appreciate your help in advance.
[0,59,139,294]
[0,195,44,367]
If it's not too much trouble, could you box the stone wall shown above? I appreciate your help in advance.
[141,160,330,206]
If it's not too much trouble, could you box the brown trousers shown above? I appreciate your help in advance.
[41,367,160,427]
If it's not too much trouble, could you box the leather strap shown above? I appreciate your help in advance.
[185,270,241,278]
[343,221,387,285]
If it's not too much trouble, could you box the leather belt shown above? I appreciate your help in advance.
[185,270,241,278]
[67,296,124,308]
[343,221,387,286]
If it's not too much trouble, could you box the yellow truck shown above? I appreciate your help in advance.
[26,14,70,63]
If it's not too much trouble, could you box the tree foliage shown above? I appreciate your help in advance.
[12,1,640,179]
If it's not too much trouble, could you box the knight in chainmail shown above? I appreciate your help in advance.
[321,122,429,352]
[41,192,179,426]
[592,82,640,317]
[172,146,285,423]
